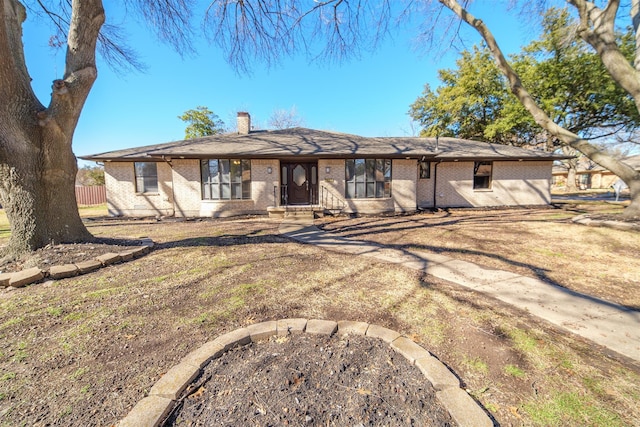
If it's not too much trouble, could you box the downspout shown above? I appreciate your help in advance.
[432,135,440,210]
[433,161,441,210]
[162,155,176,217]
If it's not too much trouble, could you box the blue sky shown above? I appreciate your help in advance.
[21,3,537,167]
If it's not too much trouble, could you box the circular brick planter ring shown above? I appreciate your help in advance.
[118,319,493,427]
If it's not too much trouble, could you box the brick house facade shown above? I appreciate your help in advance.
[82,113,559,218]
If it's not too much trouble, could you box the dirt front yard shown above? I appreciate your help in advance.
[0,203,638,426]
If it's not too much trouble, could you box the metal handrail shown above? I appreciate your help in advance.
[319,185,346,213]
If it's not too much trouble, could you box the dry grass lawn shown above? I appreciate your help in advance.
[0,202,638,426]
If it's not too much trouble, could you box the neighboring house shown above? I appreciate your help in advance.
[552,155,640,190]
[80,112,561,218]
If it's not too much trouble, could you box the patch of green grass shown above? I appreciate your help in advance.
[78,204,107,217]
[534,248,566,258]
[463,356,489,375]
[149,274,171,284]
[524,392,624,427]
[559,356,574,371]
[419,317,447,346]
[0,317,24,330]
[58,405,73,418]
[192,313,209,324]
[63,312,85,322]
[84,286,126,299]
[71,367,88,379]
[198,283,227,300]
[232,281,266,296]
[58,338,74,354]
[582,376,605,396]
[12,342,28,363]
[506,327,538,353]
[46,306,63,317]
[1,372,16,381]
[484,402,499,413]
[504,364,525,378]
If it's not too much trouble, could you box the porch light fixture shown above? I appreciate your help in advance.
[325,166,331,174]
[267,166,273,174]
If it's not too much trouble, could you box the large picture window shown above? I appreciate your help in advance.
[201,159,251,200]
[473,161,493,190]
[134,162,158,193]
[345,159,391,199]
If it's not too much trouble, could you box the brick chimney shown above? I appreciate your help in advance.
[237,112,251,134]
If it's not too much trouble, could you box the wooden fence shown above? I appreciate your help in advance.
[75,185,106,205]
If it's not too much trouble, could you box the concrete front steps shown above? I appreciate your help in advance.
[267,206,325,219]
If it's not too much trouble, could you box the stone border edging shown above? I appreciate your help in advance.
[0,238,154,290]
[117,318,493,427]
[572,214,640,231]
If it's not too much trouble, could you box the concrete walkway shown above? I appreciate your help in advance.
[280,219,640,364]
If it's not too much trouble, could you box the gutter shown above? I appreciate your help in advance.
[162,155,177,217]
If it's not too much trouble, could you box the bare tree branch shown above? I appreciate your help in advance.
[438,0,640,209]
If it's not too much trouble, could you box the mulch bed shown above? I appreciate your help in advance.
[0,238,144,274]
[165,333,455,426]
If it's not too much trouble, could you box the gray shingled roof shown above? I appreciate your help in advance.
[80,127,559,162]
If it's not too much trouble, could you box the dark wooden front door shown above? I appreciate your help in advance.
[281,162,317,205]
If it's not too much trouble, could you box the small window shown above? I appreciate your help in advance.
[473,161,492,190]
[134,162,158,193]
[419,161,431,179]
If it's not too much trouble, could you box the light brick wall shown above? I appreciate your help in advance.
[251,159,280,209]
[171,159,202,217]
[318,159,415,214]
[105,158,553,217]
[104,162,174,217]
[391,159,417,213]
[417,162,435,208]
[317,159,345,208]
[198,159,278,217]
[435,161,552,208]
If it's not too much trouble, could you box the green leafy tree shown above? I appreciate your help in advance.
[409,46,536,145]
[76,165,105,186]
[410,7,640,194]
[436,0,640,216]
[178,106,226,139]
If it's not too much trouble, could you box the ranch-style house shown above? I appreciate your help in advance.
[81,112,561,218]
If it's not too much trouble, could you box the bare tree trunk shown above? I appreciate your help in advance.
[440,0,640,218]
[0,0,104,257]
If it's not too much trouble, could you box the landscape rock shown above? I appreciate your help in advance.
[49,264,79,280]
[75,259,103,274]
[96,252,122,266]
[0,272,12,288]
[9,267,44,288]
